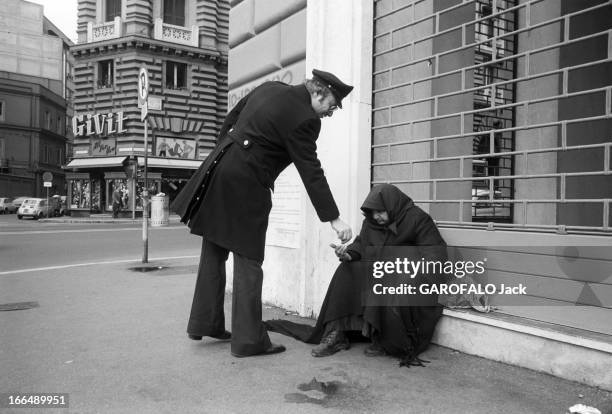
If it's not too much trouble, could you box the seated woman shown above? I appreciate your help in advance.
[266,184,447,366]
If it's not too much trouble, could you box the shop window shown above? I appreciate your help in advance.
[70,179,92,209]
[107,179,129,211]
[163,0,185,26]
[97,60,114,89]
[165,61,187,90]
[136,180,160,210]
[106,0,121,22]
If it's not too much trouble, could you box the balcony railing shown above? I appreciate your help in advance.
[153,18,198,47]
[87,17,122,43]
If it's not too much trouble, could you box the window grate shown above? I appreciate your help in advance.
[372,0,612,234]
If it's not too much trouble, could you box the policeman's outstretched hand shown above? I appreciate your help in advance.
[330,243,352,262]
[330,218,352,243]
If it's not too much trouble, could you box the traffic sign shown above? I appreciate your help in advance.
[42,171,53,182]
[43,182,52,187]
[138,67,149,105]
[141,101,148,122]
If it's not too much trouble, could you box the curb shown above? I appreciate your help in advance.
[39,216,182,224]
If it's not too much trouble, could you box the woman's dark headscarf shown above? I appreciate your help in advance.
[360,184,414,226]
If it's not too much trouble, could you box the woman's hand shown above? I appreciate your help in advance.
[330,243,352,261]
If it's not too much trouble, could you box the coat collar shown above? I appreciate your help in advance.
[291,84,316,116]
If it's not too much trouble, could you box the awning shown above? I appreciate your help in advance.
[137,158,203,170]
[64,156,127,169]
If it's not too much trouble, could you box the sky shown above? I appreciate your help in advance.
[28,0,78,43]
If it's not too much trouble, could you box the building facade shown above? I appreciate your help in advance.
[0,0,74,198]
[68,0,228,216]
[228,0,611,389]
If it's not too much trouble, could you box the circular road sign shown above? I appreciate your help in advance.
[138,67,149,104]
[42,171,53,182]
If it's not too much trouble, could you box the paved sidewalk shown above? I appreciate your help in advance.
[1,258,611,414]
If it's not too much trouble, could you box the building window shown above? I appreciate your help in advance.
[106,0,121,22]
[471,0,516,223]
[57,116,62,134]
[165,61,187,90]
[0,100,4,121]
[44,111,51,130]
[97,60,114,89]
[0,138,6,171]
[163,0,185,26]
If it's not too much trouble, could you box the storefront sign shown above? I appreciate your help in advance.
[147,96,162,111]
[72,111,128,137]
[156,137,195,159]
[91,138,117,156]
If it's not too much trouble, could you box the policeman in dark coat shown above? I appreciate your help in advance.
[171,69,354,357]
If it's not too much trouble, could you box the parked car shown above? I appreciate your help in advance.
[11,196,29,210]
[0,197,18,214]
[17,198,61,220]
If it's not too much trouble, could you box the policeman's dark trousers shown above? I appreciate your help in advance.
[187,238,272,356]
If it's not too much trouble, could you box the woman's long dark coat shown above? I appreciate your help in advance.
[171,82,339,262]
[267,184,447,363]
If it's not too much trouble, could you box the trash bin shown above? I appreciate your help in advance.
[150,194,169,227]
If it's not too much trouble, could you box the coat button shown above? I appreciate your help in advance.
[243,139,249,146]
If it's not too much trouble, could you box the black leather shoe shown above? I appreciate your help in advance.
[187,330,231,341]
[188,334,203,341]
[210,330,231,340]
[231,343,286,358]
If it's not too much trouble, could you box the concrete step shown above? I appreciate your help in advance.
[433,308,612,390]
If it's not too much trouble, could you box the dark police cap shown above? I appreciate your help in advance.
[312,69,353,108]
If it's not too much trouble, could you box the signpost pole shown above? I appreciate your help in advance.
[42,172,53,218]
[143,121,149,263]
[138,67,150,263]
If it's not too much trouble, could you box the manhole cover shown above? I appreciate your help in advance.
[0,301,39,311]
[128,266,167,273]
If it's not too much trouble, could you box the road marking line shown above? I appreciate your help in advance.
[0,255,199,276]
[0,227,185,236]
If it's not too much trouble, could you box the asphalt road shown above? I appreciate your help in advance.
[0,214,201,273]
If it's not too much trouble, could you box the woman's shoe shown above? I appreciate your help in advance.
[311,330,350,357]
[364,341,386,357]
